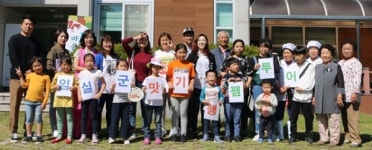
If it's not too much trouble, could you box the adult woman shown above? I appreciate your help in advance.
[121,32,152,139]
[46,29,70,137]
[338,39,362,147]
[95,35,119,137]
[313,44,344,147]
[186,34,216,139]
[73,29,98,138]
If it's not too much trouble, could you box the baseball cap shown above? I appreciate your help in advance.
[182,27,194,35]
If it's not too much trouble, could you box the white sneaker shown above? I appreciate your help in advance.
[53,130,58,138]
[162,128,167,137]
[10,133,18,143]
[108,138,115,144]
[129,134,136,140]
[252,134,259,141]
[124,139,130,145]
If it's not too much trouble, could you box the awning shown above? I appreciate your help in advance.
[250,0,372,20]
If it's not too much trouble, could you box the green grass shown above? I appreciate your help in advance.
[0,112,372,150]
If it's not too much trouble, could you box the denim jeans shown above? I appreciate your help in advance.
[109,102,130,139]
[252,84,263,134]
[143,104,163,138]
[203,119,219,136]
[224,101,243,138]
[25,101,42,124]
[81,99,98,135]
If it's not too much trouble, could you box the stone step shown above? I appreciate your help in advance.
[0,92,50,112]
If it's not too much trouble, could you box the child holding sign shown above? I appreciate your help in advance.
[200,70,224,143]
[142,58,168,145]
[166,43,195,143]
[255,80,278,144]
[108,59,134,145]
[221,58,247,142]
[15,57,50,144]
[50,58,78,144]
[77,54,106,144]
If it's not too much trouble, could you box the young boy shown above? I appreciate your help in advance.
[288,46,315,144]
[200,70,224,143]
[255,80,278,144]
[221,58,247,142]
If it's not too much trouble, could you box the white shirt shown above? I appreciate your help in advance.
[307,57,322,66]
[143,76,168,106]
[278,60,296,101]
[102,55,117,93]
[78,69,103,101]
[292,62,315,103]
[194,52,209,89]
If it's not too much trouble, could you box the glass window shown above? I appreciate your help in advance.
[305,27,336,45]
[99,4,122,43]
[124,4,149,38]
[216,3,233,27]
[272,27,303,45]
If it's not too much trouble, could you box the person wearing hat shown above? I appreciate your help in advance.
[142,58,168,145]
[306,40,322,65]
[182,27,194,57]
[288,46,315,144]
[274,43,296,141]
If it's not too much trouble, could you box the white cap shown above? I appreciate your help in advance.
[282,43,296,51]
[306,40,321,49]
[147,58,163,68]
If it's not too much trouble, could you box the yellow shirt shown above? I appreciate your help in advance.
[22,72,51,105]
[51,72,78,108]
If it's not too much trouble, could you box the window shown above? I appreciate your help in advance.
[272,27,303,45]
[215,0,233,42]
[305,27,336,45]
[99,4,122,43]
[123,4,150,38]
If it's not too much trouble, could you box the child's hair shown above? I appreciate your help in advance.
[29,57,44,70]
[175,43,187,53]
[205,69,217,77]
[157,32,172,47]
[60,57,73,72]
[84,53,95,63]
[80,29,97,48]
[116,59,129,67]
[261,79,272,86]
[225,57,239,67]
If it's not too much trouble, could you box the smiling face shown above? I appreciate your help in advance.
[102,39,113,54]
[282,49,294,62]
[259,44,270,56]
[341,43,354,59]
[32,61,43,74]
[233,41,244,56]
[320,48,333,64]
[160,36,171,51]
[176,48,187,61]
[197,36,207,50]
[57,32,68,46]
[60,60,72,73]
[138,35,149,48]
[218,32,229,47]
[308,47,319,59]
[84,33,95,49]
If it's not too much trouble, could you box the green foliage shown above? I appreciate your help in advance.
[69,43,128,60]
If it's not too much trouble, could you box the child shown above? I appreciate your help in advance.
[255,80,278,144]
[77,53,106,144]
[15,57,51,144]
[221,57,247,142]
[108,59,133,145]
[167,43,195,143]
[50,58,78,144]
[200,70,224,143]
[142,58,168,145]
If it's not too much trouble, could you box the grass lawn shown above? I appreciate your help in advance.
[0,112,371,150]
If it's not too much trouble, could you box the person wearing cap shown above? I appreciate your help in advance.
[182,27,194,57]
[288,46,315,144]
[275,43,296,142]
[186,34,216,139]
[306,40,322,65]
[211,31,231,78]
[142,58,168,145]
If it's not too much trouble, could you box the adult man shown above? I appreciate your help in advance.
[211,31,230,77]
[8,15,41,142]
[306,40,322,65]
[182,27,194,57]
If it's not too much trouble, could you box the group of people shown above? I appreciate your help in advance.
[7,15,362,148]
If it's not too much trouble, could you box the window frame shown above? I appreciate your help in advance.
[214,0,234,43]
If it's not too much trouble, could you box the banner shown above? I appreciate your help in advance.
[66,15,92,51]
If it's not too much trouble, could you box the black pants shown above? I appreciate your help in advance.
[109,102,130,139]
[290,101,313,137]
[81,99,99,135]
[259,115,274,139]
[97,93,114,134]
[187,88,201,134]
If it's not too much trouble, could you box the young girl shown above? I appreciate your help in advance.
[108,59,133,145]
[77,53,106,144]
[153,32,175,137]
[167,43,195,143]
[15,57,51,144]
[50,58,78,144]
[142,59,168,145]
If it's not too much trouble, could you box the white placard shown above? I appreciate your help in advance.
[173,72,189,94]
[115,71,132,93]
[283,65,299,87]
[55,59,61,72]
[79,78,96,100]
[55,75,73,97]
[145,78,163,100]
[203,101,220,121]
[228,81,244,103]
[259,58,275,79]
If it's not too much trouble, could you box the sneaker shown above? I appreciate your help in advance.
[143,137,150,145]
[77,137,86,144]
[224,136,231,142]
[329,142,337,147]
[252,134,259,141]
[35,136,43,144]
[288,136,295,144]
[180,134,187,143]
[350,142,360,147]
[155,138,162,145]
[10,133,19,143]
[316,140,328,146]
[200,135,209,141]
[258,138,264,144]
[213,136,224,143]
[344,140,351,144]
[171,134,178,142]
[305,136,313,144]
[51,138,62,144]
[267,138,273,144]
[129,133,136,140]
[161,128,167,137]
[22,136,33,143]
[52,130,58,138]
[65,138,73,144]
[91,137,99,144]
[108,138,115,144]
[234,136,241,142]
[124,139,130,145]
